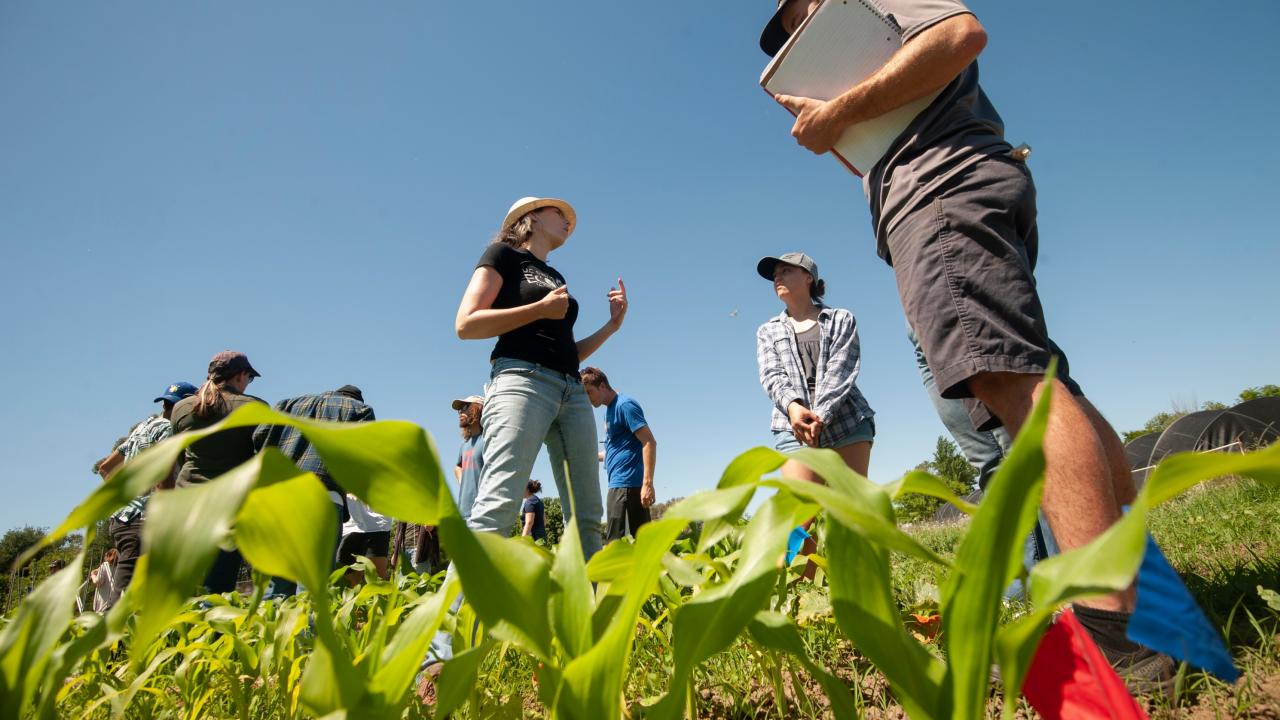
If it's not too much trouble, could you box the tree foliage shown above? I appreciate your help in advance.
[895,437,976,523]
[1239,384,1280,403]
[1,526,82,612]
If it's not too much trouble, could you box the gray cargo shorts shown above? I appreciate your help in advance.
[885,155,1082,431]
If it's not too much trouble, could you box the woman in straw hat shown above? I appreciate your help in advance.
[455,196,626,560]
[755,253,875,576]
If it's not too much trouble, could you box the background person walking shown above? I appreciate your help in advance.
[95,380,197,608]
[253,384,375,595]
[170,351,264,594]
[521,480,547,543]
[581,367,657,542]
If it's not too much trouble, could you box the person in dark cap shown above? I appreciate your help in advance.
[253,385,376,596]
[170,351,267,593]
[93,380,197,608]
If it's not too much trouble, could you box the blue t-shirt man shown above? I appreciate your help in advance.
[605,393,648,489]
[583,367,657,543]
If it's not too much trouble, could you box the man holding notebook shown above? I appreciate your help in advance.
[758,0,1171,688]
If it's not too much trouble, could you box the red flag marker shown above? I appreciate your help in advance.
[1022,609,1147,720]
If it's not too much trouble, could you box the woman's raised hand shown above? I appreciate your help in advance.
[608,278,628,330]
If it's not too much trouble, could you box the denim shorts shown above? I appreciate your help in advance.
[773,416,875,453]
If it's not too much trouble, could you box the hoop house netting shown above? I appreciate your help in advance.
[1130,397,1280,490]
[1222,397,1280,449]
[1147,410,1226,469]
[1124,432,1161,487]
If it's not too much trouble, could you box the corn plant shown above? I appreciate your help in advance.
[2,375,1278,719]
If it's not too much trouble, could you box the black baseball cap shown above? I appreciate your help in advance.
[760,0,791,57]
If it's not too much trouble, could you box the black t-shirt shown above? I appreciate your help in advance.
[477,243,580,376]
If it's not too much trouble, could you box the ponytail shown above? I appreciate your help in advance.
[191,376,227,419]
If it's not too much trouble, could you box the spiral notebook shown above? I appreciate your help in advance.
[760,0,941,177]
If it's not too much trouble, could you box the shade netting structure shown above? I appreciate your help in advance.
[1125,397,1280,489]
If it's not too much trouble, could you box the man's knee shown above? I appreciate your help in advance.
[969,372,1037,413]
[972,372,1082,428]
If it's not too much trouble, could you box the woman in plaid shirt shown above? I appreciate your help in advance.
[755,252,876,479]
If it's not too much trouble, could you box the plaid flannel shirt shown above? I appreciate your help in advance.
[756,306,874,445]
[253,392,375,495]
[110,415,173,523]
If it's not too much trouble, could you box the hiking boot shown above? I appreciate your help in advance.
[1102,645,1177,698]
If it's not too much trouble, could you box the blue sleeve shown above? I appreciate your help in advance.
[621,398,648,434]
[521,498,533,514]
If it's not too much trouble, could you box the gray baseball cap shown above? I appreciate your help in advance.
[757,252,819,284]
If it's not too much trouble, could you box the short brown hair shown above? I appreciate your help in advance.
[580,366,609,388]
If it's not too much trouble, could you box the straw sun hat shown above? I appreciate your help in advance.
[501,197,577,238]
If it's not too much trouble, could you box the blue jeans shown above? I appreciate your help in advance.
[908,327,1056,588]
[425,359,605,667]
[468,358,604,555]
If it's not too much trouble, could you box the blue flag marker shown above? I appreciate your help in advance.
[1127,533,1239,681]
[785,526,811,565]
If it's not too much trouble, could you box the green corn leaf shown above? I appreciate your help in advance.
[437,514,554,662]
[886,470,980,515]
[234,454,338,594]
[661,553,707,588]
[0,546,85,719]
[127,457,262,658]
[556,517,688,720]
[1139,441,1280,507]
[362,577,460,712]
[550,517,595,659]
[767,474,947,566]
[777,440,945,718]
[435,638,499,717]
[940,370,1052,720]
[718,446,788,488]
[21,403,453,567]
[747,611,859,720]
[299,640,363,719]
[826,521,944,720]
[586,537,635,586]
[663,484,759,522]
[996,440,1280,710]
[649,492,812,720]
[698,451,782,552]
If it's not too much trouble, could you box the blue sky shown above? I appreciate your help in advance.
[1,1,1277,535]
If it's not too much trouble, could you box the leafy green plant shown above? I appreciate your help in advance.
[3,376,1279,719]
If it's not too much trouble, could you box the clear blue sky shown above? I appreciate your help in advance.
[2,1,1277,534]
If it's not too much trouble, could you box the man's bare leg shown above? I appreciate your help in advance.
[1079,398,1138,508]
[968,372,1134,611]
